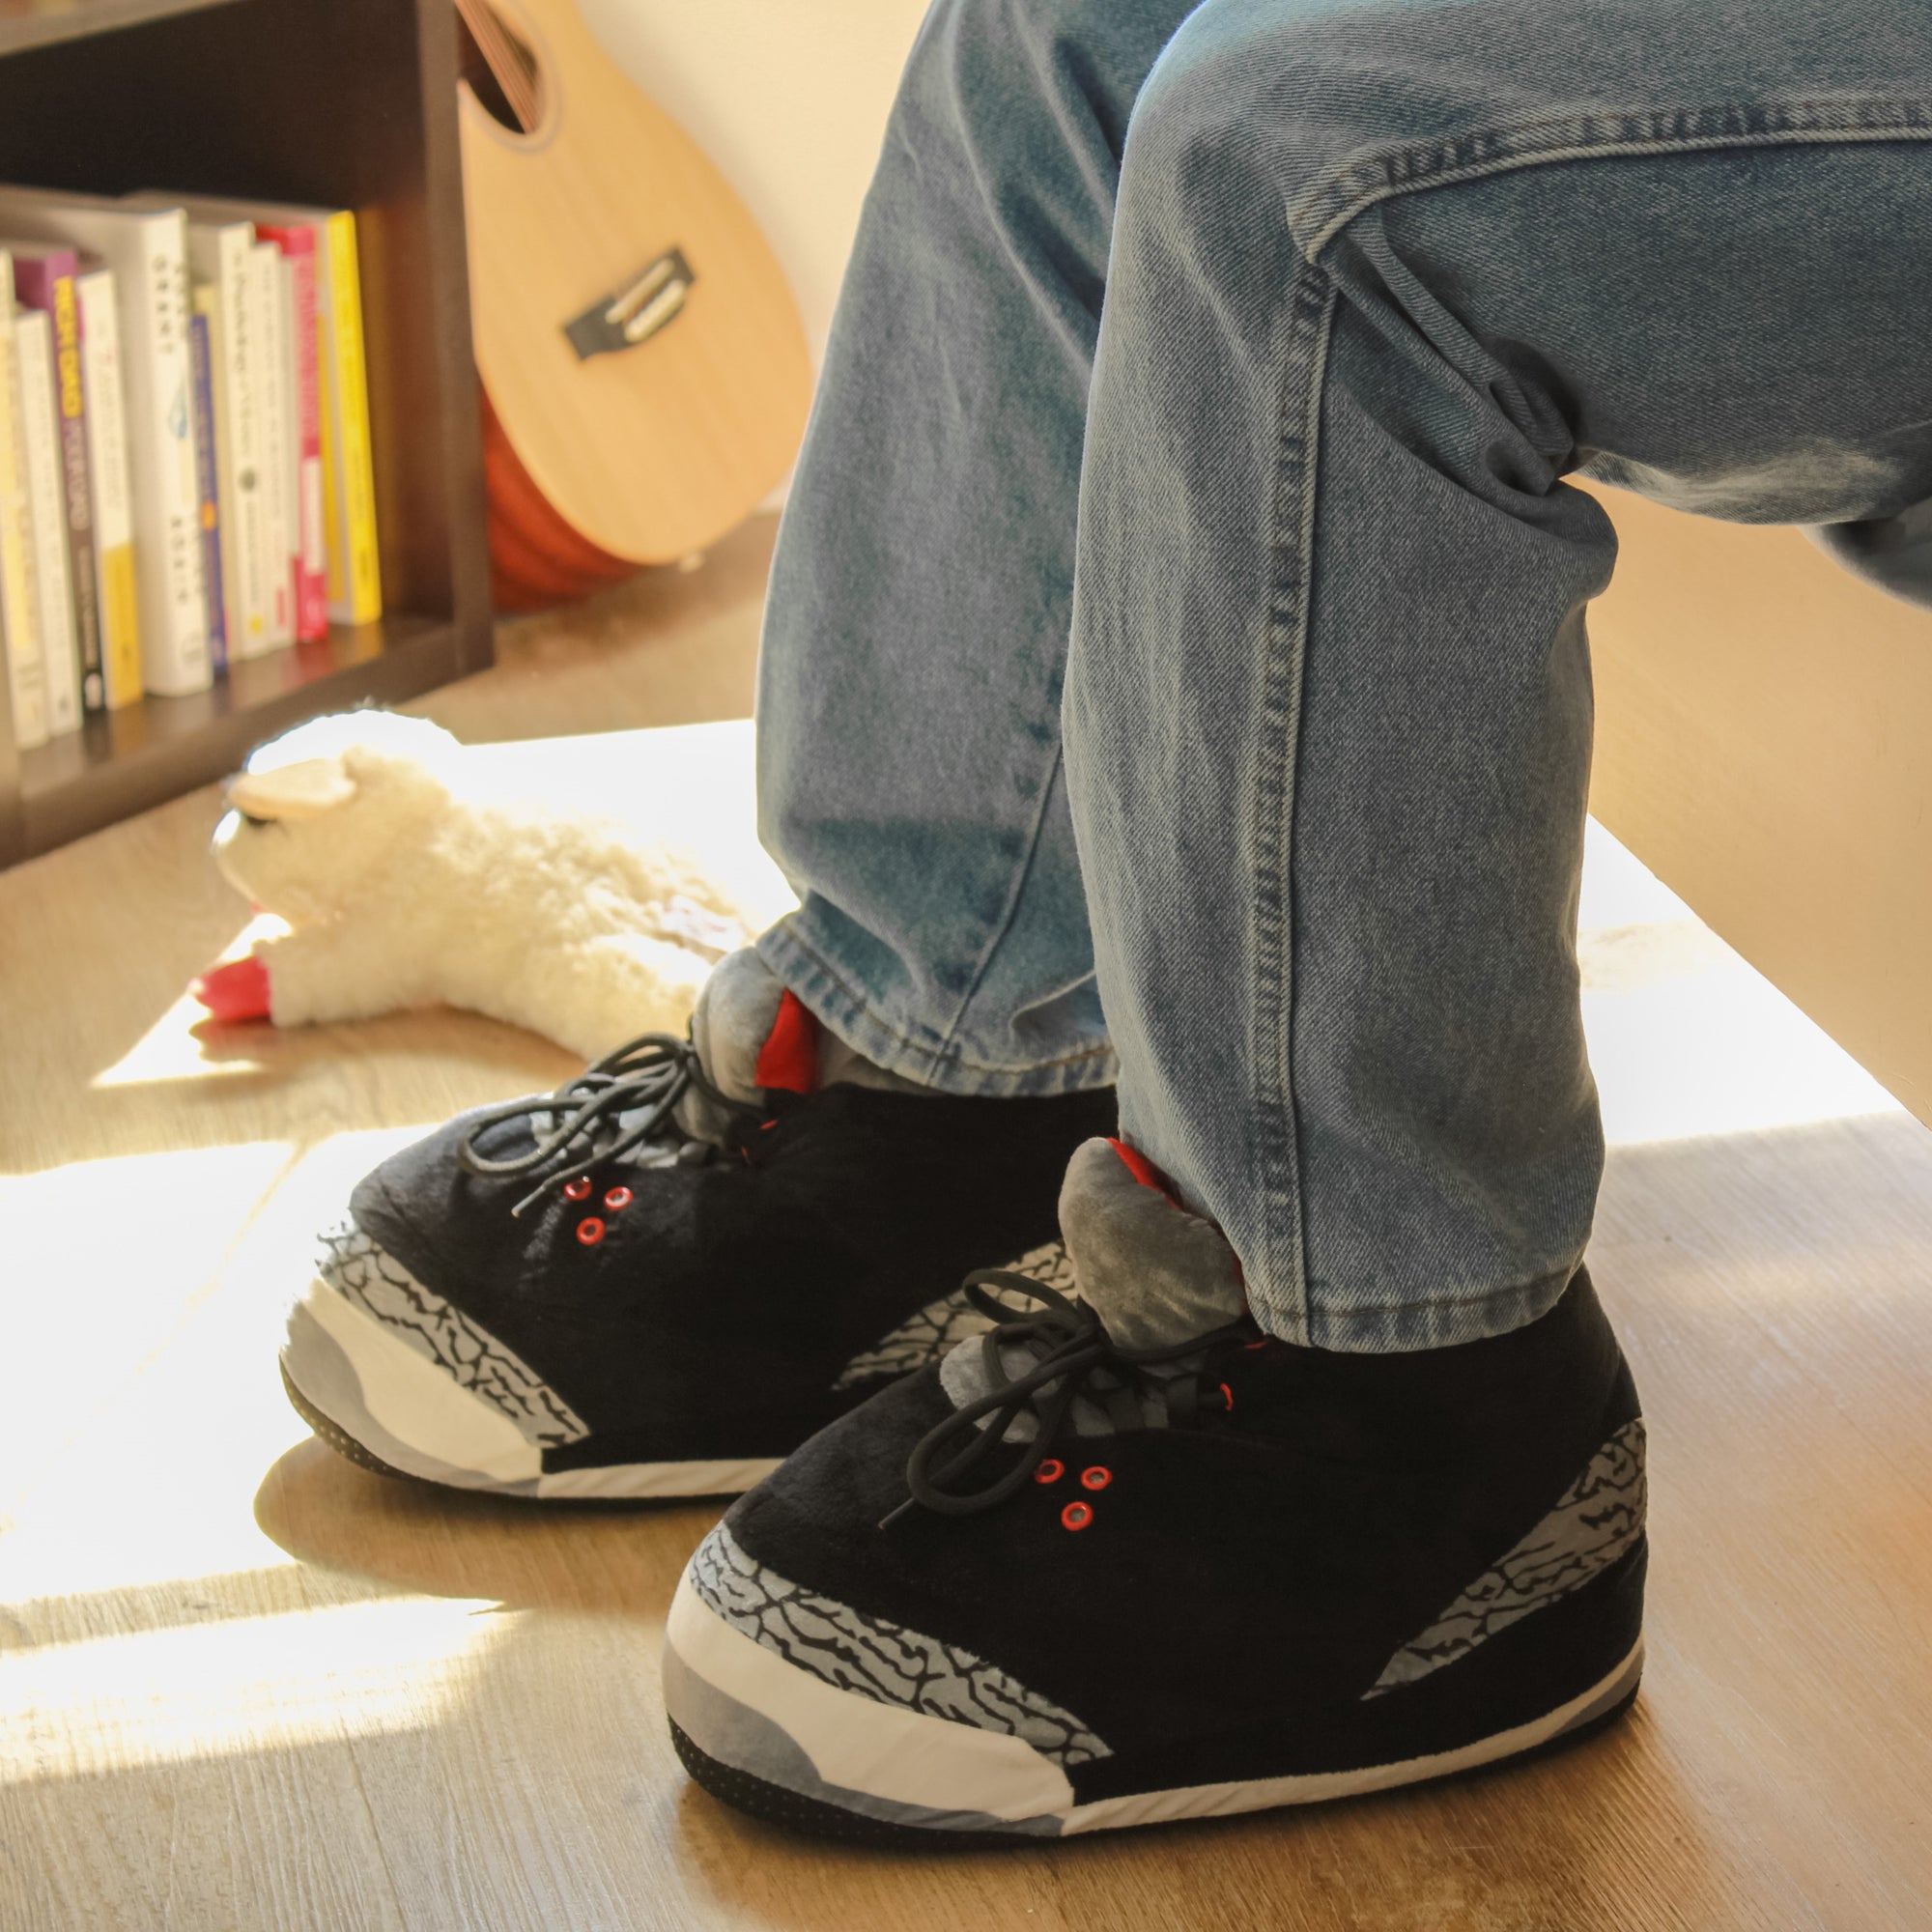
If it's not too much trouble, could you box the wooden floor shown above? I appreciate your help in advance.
[6,520,1932,1929]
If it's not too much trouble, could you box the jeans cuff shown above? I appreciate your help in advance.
[1280,1263,1580,1353]
[755,920,1118,1100]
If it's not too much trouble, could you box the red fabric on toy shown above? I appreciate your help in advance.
[192,953,272,1022]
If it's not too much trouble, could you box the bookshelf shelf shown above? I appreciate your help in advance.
[17,614,461,852]
[0,0,242,63]
[0,0,493,867]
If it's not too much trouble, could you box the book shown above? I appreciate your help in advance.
[14,306,79,736]
[176,219,268,658]
[127,191,379,625]
[273,254,298,641]
[76,267,140,710]
[0,250,45,750]
[186,302,225,674]
[0,188,210,696]
[248,240,293,648]
[260,224,325,640]
[319,208,380,625]
[12,245,102,714]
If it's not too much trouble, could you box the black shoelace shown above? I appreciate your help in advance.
[455,1031,758,1217]
[881,1267,1248,1528]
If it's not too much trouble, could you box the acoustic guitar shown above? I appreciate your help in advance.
[453,0,812,609]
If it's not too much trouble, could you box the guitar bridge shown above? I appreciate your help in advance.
[563,247,696,360]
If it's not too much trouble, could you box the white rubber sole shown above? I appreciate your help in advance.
[281,1275,781,1500]
[663,1573,1644,1838]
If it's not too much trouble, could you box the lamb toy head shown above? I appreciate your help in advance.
[211,709,463,925]
[192,708,756,1059]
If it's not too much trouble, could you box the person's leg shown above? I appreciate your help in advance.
[1067,0,1932,1349]
[278,0,1198,1501]
[753,0,1194,1096]
[668,0,1932,1840]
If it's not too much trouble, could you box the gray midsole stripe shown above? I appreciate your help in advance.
[668,1626,1644,1837]
[284,1297,774,1500]
[1552,1642,1645,1736]
[663,1641,1065,1837]
[282,1300,540,1496]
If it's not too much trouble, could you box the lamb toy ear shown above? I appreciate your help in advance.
[227,756,358,821]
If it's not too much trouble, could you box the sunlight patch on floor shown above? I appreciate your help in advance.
[88,917,288,1090]
[1579,819,1901,1148]
[0,1130,417,1603]
[0,1143,294,1449]
[0,1593,512,1783]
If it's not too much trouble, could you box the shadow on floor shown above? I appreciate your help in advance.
[252,1436,723,1618]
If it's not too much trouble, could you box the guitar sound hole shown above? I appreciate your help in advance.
[455,0,544,134]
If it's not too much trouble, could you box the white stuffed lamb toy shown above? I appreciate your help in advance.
[193,710,753,1059]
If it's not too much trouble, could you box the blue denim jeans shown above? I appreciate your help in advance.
[753,0,1932,1350]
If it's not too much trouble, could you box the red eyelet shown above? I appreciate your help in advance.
[562,1177,592,1202]
[603,1185,633,1210]
[1034,1459,1065,1485]
[1079,1466,1112,1492]
[576,1216,606,1246]
[1061,1501,1094,1531]
[1219,1381,1236,1412]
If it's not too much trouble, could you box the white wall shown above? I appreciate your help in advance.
[578,0,930,371]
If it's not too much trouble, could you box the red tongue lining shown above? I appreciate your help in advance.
[1107,1136,1252,1297]
[753,988,820,1094]
[1109,1136,1179,1203]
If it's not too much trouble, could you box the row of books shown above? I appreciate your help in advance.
[0,185,384,751]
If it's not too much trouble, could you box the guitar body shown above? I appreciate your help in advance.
[480,387,638,611]
[459,0,811,599]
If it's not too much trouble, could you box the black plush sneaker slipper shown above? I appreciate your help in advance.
[279,951,1115,1500]
[663,1137,1646,1841]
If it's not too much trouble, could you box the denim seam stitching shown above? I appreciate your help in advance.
[1251,265,1338,1347]
[933,741,1075,1063]
[765,921,1117,1080]
[1308,1266,1576,1322]
[1288,96,1932,259]
[1305,1267,1575,1350]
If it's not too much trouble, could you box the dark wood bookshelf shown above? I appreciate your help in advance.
[0,0,492,867]
[0,0,243,62]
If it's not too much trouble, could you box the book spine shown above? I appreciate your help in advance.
[0,260,46,750]
[77,270,141,710]
[187,307,226,674]
[323,212,380,624]
[249,243,293,647]
[125,216,209,695]
[258,224,325,640]
[14,308,79,736]
[211,232,270,659]
[314,232,341,617]
[273,255,302,639]
[36,272,102,714]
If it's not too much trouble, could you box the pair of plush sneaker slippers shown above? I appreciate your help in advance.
[282,950,1647,1846]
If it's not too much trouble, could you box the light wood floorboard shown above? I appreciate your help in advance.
[5,519,1932,1929]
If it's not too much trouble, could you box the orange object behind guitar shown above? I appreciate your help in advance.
[480,387,636,611]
